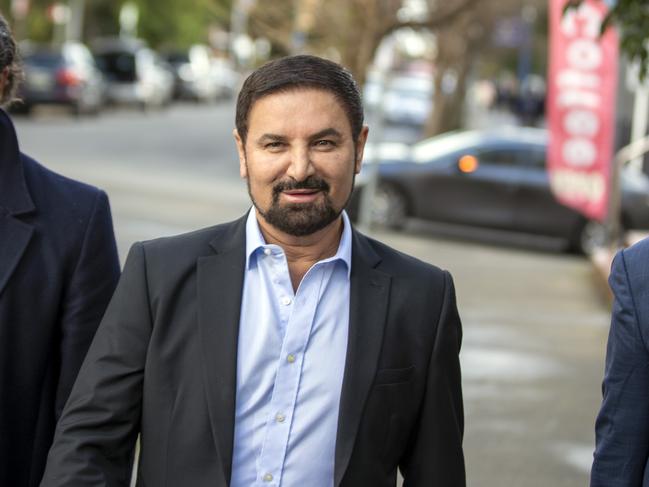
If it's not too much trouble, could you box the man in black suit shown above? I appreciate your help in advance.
[591,237,649,486]
[41,55,464,487]
[0,14,121,487]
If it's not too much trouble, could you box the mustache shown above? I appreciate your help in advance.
[272,177,330,198]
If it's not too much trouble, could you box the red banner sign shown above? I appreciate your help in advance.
[547,0,618,221]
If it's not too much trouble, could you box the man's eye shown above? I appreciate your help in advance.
[265,142,284,149]
[314,140,335,148]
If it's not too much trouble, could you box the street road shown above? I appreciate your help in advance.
[13,103,611,486]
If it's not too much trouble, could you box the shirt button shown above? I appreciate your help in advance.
[263,248,272,256]
[281,297,292,306]
[287,354,296,363]
[263,473,273,482]
[275,412,286,423]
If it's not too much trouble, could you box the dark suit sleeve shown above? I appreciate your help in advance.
[41,243,152,487]
[591,250,649,487]
[55,190,121,418]
[400,270,465,486]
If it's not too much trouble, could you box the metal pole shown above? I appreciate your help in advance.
[10,0,29,40]
[608,134,649,249]
[358,71,390,232]
[230,0,253,71]
[291,0,319,55]
[66,0,84,41]
[628,83,649,173]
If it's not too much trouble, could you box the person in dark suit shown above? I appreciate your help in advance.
[592,237,649,486]
[0,15,121,487]
[40,55,465,487]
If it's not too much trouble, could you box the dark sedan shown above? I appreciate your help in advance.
[17,42,105,115]
[348,127,649,254]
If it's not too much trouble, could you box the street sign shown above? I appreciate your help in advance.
[11,0,29,19]
[47,3,69,24]
[119,2,139,37]
[547,0,619,221]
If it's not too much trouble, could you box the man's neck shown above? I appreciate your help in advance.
[255,211,344,292]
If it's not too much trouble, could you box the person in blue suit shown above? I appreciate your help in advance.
[592,237,649,486]
[0,15,121,487]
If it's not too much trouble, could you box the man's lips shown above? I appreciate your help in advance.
[281,189,322,203]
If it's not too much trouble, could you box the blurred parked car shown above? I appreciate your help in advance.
[164,45,218,102]
[364,73,433,126]
[209,57,238,99]
[348,127,649,254]
[17,42,105,115]
[93,38,173,110]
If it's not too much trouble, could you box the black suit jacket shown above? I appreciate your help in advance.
[0,109,120,486]
[592,238,649,487]
[41,215,465,487]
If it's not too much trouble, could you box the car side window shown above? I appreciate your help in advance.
[514,148,546,170]
[473,148,519,167]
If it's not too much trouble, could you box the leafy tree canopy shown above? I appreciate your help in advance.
[566,0,649,80]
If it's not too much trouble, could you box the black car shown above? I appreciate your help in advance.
[349,127,649,254]
[17,42,105,115]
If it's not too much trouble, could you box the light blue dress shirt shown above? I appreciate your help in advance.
[230,209,352,487]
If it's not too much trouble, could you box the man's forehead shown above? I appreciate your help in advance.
[249,86,343,112]
[246,87,350,133]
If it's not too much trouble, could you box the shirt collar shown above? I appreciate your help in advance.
[245,207,352,279]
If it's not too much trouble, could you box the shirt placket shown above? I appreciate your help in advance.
[255,261,327,486]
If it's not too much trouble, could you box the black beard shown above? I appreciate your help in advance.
[248,175,344,237]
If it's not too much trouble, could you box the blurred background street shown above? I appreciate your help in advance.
[14,101,611,487]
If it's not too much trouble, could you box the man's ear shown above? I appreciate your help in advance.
[233,129,247,179]
[354,125,369,174]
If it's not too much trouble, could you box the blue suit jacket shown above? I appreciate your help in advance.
[0,109,121,486]
[592,238,649,486]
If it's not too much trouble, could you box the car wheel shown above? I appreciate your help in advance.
[370,183,408,229]
[574,219,608,255]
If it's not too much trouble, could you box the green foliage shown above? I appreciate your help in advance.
[132,0,232,49]
[566,0,649,80]
[1,0,232,49]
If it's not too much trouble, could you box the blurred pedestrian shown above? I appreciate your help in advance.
[40,55,465,487]
[591,237,649,486]
[0,14,120,487]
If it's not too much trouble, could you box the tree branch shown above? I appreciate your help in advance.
[380,0,482,38]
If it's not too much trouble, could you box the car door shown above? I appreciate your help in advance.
[511,146,581,239]
[415,146,519,230]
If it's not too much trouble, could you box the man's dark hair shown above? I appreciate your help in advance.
[0,14,21,106]
[236,55,364,145]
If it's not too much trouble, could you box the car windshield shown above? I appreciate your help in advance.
[23,52,63,68]
[95,52,136,82]
[411,131,484,163]
[165,53,190,65]
[411,128,549,164]
[388,76,432,95]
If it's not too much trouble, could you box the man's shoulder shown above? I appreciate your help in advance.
[622,237,649,265]
[137,216,246,263]
[617,237,649,295]
[21,153,103,203]
[355,231,447,282]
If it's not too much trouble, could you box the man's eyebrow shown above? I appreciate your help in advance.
[310,128,343,140]
[256,134,287,144]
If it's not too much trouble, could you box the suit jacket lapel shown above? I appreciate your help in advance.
[334,230,391,486]
[0,109,35,297]
[0,216,33,297]
[197,215,247,486]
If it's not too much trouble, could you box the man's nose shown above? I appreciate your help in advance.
[286,145,315,181]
